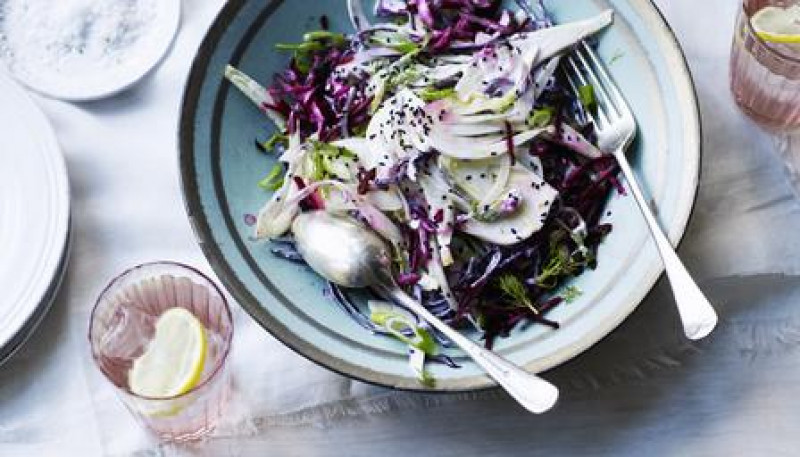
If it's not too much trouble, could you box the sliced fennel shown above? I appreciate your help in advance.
[461,166,559,245]
[224,65,286,131]
[368,300,436,355]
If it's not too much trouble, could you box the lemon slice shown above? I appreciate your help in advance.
[129,307,208,398]
[751,5,800,43]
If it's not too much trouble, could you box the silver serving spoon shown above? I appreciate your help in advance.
[292,211,559,414]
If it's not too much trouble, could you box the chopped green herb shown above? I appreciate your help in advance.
[307,140,357,182]
[257,163,285,191]
[563,285,583,303]
[275,30,347,75]
[274,41,325,52]
[407,346,435,386]
[368,49,425,113]
[528,107,554,128]
[352,123,368,137]
[302,30,347,46]
[497,274,538,315]
[258,132,288,152]
[294,54,313,74]
[535,230,588,289]
[310,140,356,159]
[418,367,435,387]
[371,310,437,355]
[494,92,518,113]
[368,35,420,54]
[370,77,389,114]
[476,313,487,330]
[310,148,327,181]
[578,84,596,111]
[499,274,529,303]
[392,66,422,87]
[609,49,625,65]
[392,39,420,54]
[420,86,456,102]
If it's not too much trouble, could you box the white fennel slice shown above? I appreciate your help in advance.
[460,165,559,245]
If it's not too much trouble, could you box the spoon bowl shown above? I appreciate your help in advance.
[292,211,388,288]
[292,210,559,414]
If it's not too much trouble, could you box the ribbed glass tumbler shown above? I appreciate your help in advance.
[731,0,800,131]
[88,261,234,442]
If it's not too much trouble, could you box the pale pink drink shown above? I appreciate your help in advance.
[89,262,234,442]
[731,0,800,130]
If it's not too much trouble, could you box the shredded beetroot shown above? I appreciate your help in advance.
[375,0,525,54]
[433,208,444,224]
[292,176,325,211]
[356,167,377,195]
[504,120,516,166]
[397,272,422,286]
[268,43,372,141]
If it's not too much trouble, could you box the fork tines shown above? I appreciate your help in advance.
[563,43,631,130]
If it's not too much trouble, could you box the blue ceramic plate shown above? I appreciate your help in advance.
[180,0,700,390]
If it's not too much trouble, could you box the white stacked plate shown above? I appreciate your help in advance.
[0,70,70,364]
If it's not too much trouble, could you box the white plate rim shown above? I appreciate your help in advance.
[0,70,70,360]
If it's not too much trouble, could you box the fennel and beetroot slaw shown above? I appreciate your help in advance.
[226,0,622,384]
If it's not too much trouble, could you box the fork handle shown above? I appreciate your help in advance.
[614,150,718,340]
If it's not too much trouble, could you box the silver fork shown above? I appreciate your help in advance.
[563,42,718,340]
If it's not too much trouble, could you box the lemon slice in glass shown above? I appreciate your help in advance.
[129,307,208,398]
[752,4,800,43]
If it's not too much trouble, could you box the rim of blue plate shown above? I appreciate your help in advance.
[179,0,703,392]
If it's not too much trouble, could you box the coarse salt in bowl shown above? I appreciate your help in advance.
[0,0,181,101]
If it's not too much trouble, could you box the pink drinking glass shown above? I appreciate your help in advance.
[88,261,234,442]
[730,0,800,131]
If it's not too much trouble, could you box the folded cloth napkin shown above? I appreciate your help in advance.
[5,0,800,455]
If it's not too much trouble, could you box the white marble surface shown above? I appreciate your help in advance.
[4,0,800,455]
